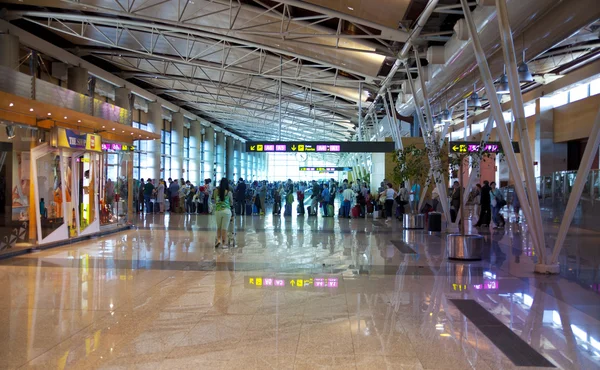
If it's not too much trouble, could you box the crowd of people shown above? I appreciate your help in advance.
[134,175,517,232]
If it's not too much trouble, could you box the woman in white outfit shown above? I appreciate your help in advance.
[156,179,165,213]
[213,178,233,248]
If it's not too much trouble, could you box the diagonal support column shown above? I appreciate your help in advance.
[460,0,542,261]
[405,56,451,224]
[550,107,600,265]
[496,0,547,269]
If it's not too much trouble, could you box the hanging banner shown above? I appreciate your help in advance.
[56,128,102,152]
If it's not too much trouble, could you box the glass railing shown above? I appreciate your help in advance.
[536,169,600,204]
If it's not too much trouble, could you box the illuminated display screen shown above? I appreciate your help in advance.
[246,141,395,153]
[245,276,339,289]
[299,167,352,172]
[449,141,520,154]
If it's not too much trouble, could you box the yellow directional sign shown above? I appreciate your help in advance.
[250,145,256,151]
[298,144,304,151]
[291,145,297,151]
[257,144,263,151]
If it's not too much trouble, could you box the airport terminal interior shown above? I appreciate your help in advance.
[0,0,600,369]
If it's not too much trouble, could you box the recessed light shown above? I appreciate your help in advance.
[102,126,105,128]
[112,128,115,131]
[29,108,34,112]
[122,130,125,133]
[64,116,67,119]
[131,132,134,135]
[9,103,14,107]
[139,134,142,137]
[47,113,51,116]
[348,6,354,11]
[77,120,81,123]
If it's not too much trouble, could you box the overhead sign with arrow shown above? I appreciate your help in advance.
[449,141,520,154]
[245,141,395,153]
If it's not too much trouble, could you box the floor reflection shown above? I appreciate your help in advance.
[0,211,598,369]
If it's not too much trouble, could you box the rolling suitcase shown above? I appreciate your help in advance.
[351,206,360,218]
[428,212,442,232]
[246,203,253,216]
[327,204,334,217]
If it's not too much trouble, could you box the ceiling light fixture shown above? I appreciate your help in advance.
[9,103,14,107]
[518,51,533,83]
[495,65,510,94]
[347,6,354,11]
[64,116,67,119]
[29,108,34,112]
[47,113,51,116]
[441,109,452,122]
[467,83,482,108]
[77,120,81,123]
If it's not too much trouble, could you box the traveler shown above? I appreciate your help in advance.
[138,179,145,213]
[342,186,354,218]
[396,182,409,219]
[213,178,233,248]
[235,178,247,215]
[143,178,154,213]
[470,184,481,220]
[169,179,180,212]
[490,182,506,228]
[381,183,396,221]
[156,179,165,213]
[321,183,331,217]
[450,180,461,223]
[475,181,492,227]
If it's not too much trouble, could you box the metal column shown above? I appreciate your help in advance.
[204,126,215,183]
[171,112,185,180]
[459,0,543,261]
[496,0,547,269]
[147,102,163,182]
[226,136,235,180]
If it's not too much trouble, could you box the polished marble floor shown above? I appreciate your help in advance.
[1,209,599,369]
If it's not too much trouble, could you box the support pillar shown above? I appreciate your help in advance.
[171,112,184,180]
[226,136,235,180]
[216,132,225,181]
[190,120,202,185]
[67,67,89,95]
[115,87,131,109]
[235,140,243,180]
[203,126,215,183]
[148,102,163,182]
[0,34,20,70]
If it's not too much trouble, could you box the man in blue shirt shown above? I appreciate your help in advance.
[321,183,331,217]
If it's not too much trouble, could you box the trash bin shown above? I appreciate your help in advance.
[403,213,424,229]
[428,212,442,232]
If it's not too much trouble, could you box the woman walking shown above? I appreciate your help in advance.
[380,183,396,222]
[213,178,234,248]
[490,182,505,229]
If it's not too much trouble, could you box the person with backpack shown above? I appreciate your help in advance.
[396,182,409,220]
[321,183,331,217]
[213,178,234,248]
[490,182,506,228]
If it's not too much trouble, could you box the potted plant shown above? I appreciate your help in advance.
[393,145,430,229]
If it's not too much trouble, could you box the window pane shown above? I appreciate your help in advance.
[569,84,589,103]
[551,91,569,108]
[590,77,600,96]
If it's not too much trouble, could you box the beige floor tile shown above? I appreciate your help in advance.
[354,355,424,370]
[294,355,356,370]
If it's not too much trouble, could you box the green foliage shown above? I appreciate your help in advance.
[393,145,430,188]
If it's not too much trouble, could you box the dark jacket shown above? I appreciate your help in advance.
[481,184,491,207]
[235,182,247,201]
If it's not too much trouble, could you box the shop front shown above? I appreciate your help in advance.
[100,142,134,227]
[32,128,103,243]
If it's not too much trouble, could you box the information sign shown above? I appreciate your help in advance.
[246,141,395,153]
[299,167,352,172]
[449,141,520,154]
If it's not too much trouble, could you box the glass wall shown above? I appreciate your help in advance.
[266,153,339,182]
[133,121,152,180]
[162,120,172,180]
[100,149,131,226]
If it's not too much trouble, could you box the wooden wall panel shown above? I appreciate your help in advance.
[554,94,600,142]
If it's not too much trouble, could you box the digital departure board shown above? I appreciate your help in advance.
[449,141,520,154]
[299,167,352,172]
[245,141,395,153]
